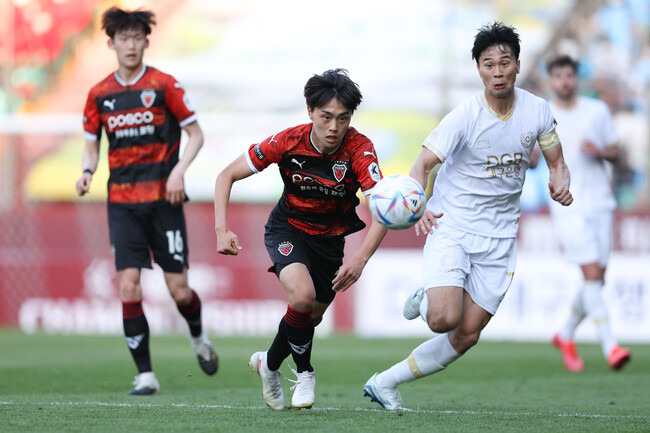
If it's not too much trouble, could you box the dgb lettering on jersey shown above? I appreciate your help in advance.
[486,152,523,179]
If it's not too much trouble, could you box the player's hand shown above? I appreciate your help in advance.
[548,181,573,206]
[216,229,242,255]
[75,173,92,196]
[414,209,443,236]
[166,168,185,206]
[332,260,364,293]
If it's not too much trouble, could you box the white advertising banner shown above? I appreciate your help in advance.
[355,249,650,343]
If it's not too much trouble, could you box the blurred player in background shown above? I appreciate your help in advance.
[214,69,388,410]
[75,7,217,395]
[545,54,631,372]
[363,22,573,411]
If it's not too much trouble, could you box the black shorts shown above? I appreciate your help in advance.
[108,203,189,273]
[264,220,344,304]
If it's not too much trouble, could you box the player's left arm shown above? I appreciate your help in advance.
[542,142,573,206]
[332,205,388,293]
[580,140,620,163]
[167,120,204,205]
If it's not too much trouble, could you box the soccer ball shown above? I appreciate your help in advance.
[369,174,426,230]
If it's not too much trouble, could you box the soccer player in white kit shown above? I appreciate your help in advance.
[363,22,573,411]
[544,55,631,372]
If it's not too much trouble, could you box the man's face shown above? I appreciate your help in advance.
[108,28,149,70]
[549,65,578,102]
[307,97,352,154]
[477,45,520,99]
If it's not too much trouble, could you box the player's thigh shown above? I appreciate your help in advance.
[465,236,517,315]
[425,285,464,322]
[148,204,189,273]
[421,226,469,317]
[108,206,152,270]
[306,235,344,305]
[594,211,614,267]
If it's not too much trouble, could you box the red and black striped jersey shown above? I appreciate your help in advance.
[83,65,197,207]
[246,123,383,236]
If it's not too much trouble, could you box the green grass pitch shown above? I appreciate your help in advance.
[1,330,648,432]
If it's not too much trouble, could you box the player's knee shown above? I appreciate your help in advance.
[171,286,191,305]
[119,280,141,302]
[289,294,315,312]
[452,331,480,353]
[426,311,461,333]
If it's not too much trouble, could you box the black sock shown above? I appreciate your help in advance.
[177,289,202,337]
[284,305,314,373]
[267,319,291,371]
[123,301,151,373]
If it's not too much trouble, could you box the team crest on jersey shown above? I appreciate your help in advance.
[332,163,347,182]
[278,241,293,256]
[520,131,535,148]
[140,90,156,108]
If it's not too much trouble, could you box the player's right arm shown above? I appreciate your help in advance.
[76,138,100,196]
[214,153,256,255]
[410,146,443,236]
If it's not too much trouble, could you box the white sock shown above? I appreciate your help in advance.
[559,289,586,341]
[582,280,617,357]
[376,333,460,388]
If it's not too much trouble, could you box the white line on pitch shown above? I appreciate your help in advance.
[0,400,647,420]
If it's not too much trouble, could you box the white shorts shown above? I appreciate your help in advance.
[421,223,517,315]
[551,210,613,267]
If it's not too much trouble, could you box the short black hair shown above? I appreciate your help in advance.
[546,54,579,74]
[101,7,156,39]
[472,22,521,63]
[304,69,363,113]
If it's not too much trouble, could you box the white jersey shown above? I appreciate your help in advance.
[423,87,559,237]
[548,96,618,213]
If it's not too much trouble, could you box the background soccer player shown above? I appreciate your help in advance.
[545,54,631,372]
[214,69,388,410]
[75,7,217,395]
[363,22,573,411]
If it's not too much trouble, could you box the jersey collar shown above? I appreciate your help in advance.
[481,88,517,122]
[309,126,343,155]
[114,64,147,87]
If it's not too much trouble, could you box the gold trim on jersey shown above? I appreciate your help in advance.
[481,91,516,122]
[538,129,560,150]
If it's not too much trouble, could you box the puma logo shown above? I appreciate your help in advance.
[103,99,116,111]
[363,150,376,158]
[291,158,306,169]
[126,334,145,349]
[289,341,312,355]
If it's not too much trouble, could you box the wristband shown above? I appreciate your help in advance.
[83,168,94,175]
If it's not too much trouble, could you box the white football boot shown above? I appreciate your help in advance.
[363,373,403,411]
[402,287,426,320]
[289,367,315,409]
[128,372,160,395]
[190,331,219,375]
[249,351,285,410]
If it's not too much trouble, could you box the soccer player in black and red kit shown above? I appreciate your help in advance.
[75,7,217,395]
[214,69,388,410]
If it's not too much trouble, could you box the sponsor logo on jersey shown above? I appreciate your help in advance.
[278,241,293,256]
[107,111,154,132]
[103,98,116,111]
[520,131,535,148]
[368,162,381,182]
[253,144,265,160]
[140,89,156,108]
[332,163,347,182]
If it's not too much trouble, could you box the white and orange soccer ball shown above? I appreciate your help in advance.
[369,174,426,230]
